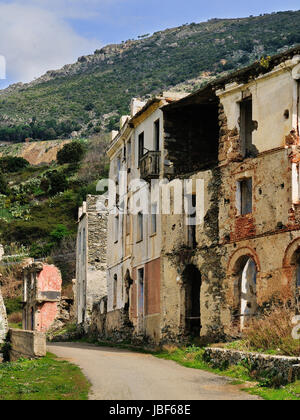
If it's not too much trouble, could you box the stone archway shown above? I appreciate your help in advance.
[227,248,259,331]
[181,264,202,337]
[283,238,300,309]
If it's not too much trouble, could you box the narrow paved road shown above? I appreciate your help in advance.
[48,342,260,400]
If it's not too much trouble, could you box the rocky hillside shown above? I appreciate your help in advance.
[0,11,300,138]
[0,140,72,165]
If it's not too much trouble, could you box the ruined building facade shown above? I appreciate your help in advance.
[22,262,62,333]
[76,195,108,328]
[84,47,300,345]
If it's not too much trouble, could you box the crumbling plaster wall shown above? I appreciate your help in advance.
[86,195,108,314]
[221,230,300,336]
[216,62,300,336]
[217,67,294,163]
[76,195,108,326]
[219,148,292,243]
[160,168,224,342]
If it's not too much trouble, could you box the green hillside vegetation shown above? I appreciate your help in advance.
[0,135,109,276]
[1,11,300,138]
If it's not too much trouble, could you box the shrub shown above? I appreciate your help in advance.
[0,156,29,173]
[244,304,300,357]
[50,224,70,243]
[8,311,22,324]
[48,171,68,195]
[57,142,85,164]
[0,171,9,194]
[4,297,23,315]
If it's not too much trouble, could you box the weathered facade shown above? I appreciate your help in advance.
[22,262,62,333]
[76,195,108,328]
[160,47,300,342]
[91,47,300,346]
[105,93,186,342]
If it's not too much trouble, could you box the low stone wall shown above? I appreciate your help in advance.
[8,329,46,362]
[204,347,300,384]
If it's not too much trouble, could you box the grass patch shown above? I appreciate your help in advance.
[154,345,300,401]
[0,353,90,400]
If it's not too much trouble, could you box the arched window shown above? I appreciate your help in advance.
[240,258,257,330]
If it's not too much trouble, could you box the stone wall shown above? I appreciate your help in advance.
[76,195,108,327]
[204,347,300,385]
[8,329,46,362]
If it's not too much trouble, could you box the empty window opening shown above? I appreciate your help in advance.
[187,194,197,248]
[138,132,145,162]
[126,212,131,236]
[137,212,144,242]
[240,98,253,157]
[127,140,132,168]
[183,265,202,337]
[154,119,160,151]
[138,268,145,331]
[151,203,158,235]
[113,274,118,309]
[124,270,133,313]
[114,215,119,242]
[237,178,252,215]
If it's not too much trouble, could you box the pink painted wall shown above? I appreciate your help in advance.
[37,302,59,333]
[37,265,62,293]
[35,265,62,332]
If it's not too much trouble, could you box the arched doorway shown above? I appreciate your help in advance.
[231,256,257,330]
[282,240,300,310]
[182,265,202,337]
[240,258,257,330]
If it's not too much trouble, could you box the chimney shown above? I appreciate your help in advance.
[130,98,146,117]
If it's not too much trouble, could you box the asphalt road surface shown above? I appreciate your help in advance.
[48,342,261,400]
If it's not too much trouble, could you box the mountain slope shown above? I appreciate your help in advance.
[1,10,300,137]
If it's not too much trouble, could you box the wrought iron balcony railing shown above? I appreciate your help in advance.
[139,151,161,180]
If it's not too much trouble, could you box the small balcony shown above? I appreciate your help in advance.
[139,151,161,181]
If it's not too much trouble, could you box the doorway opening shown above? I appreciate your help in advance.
[183,265,202,337]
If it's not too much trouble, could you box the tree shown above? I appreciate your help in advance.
[57,142,85,164]
[0,171,9,194]
[48,171,68,195]
[0,156,29,173]
[50,224,69,243]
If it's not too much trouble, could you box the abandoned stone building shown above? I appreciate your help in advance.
[22,262,62,332]
[79,46,300,345]
[76,195,108,328]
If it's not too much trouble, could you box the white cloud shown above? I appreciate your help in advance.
[0,1,100,86]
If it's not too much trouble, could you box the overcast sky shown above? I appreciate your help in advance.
[0,0,299,89]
